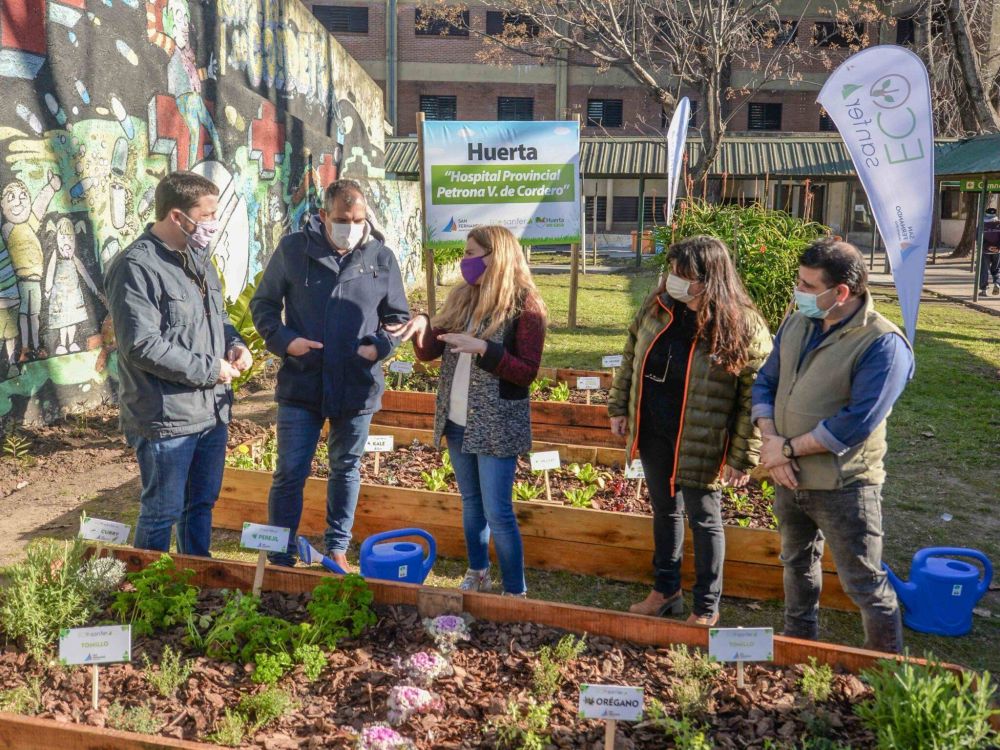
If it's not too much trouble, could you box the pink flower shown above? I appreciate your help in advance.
[386,685,442,726]
[356,723,414,750]
[396,650,453,685]
[423,614,471,653]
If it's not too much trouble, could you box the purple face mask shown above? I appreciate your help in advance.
[179,212,219,251]
[460,255,488,285]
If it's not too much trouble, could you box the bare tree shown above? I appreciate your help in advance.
[419,0,878,185]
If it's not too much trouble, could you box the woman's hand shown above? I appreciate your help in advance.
[437,332,487,356]
[384,316,428,344]
[721,464,750,488]
[609,416,627,436]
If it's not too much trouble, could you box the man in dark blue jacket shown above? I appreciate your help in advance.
[105,171,251,557]
[251,179,410,569]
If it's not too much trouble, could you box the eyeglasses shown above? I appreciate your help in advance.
[644,349,674,383]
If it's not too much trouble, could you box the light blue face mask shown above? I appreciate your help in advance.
[793,286,837,319]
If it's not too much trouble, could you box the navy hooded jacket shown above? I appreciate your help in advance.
[250,216,410,417]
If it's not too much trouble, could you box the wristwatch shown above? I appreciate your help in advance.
[781,438,796,460]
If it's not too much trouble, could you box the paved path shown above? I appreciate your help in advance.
[866,250,1000,316]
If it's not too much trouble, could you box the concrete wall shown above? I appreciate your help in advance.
[0,0,420,425]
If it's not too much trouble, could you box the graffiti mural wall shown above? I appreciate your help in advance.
[0,0,419,425]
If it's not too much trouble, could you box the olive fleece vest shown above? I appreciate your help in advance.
[774,292,909,490]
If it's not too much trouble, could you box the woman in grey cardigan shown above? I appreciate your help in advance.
[388,226,547,596]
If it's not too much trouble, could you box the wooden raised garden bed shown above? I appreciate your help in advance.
[0,548,987,750]
[217,425,850,610]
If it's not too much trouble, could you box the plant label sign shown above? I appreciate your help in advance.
[708,627,774,663]
[578,684,644,721]
[365,435,395,452]
[59,625,131,666]
[602,355,623,368]
[389,361,414,374]
[530,451,561,472]
[78,517,130,545]
[241,522,290,553]
[624,460,645,480]
[576,376,601,390]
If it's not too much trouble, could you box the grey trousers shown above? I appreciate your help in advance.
[774,484,903,653]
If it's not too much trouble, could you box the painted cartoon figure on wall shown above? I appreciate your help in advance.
[1,171,61,364]
[0,242,19,378]
[44,218,106,356]
[147,0,222,168]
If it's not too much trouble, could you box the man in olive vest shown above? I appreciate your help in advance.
[751,239,914,653]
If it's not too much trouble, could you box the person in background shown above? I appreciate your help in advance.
[980,207,1000,296]
[752,238,914,653]
[388,226,546,597]
[105,170,251,556]
[608,236,772,626]
[250,179,410,570]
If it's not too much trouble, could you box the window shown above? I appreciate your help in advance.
[818,112,837,132]
[748,102,782,131]
[312,5,369,33]
[415,7,469,36]
[613,196,639,223]
[486,11,539,37]
[940,189,968,220]
[660,100,698,128]
[584,196,607,223]
[896,17,916,45]
[420,95,457,121]
[642,196,670,224]
[587,99,624,128]
[497,97,534,121]
[813,21,865,47]
[751,19,799,45]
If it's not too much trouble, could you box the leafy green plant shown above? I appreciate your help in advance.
[237,687,297,732]
[420,466,450,492]
[532,634,587,698]
[143,645,193,698]
[111,554,209,643]
[221,269,268,392]
[293,643,327,682]
[489,698,552,750]
[529,377,552,397]
[206,708,246,747]
[800,657,834,703]
[2,432,32,464]
[653,200,830,330]
[513,481,543,502]
[0,537,101,659]
[647,699,711,749]
[441,450,454,478]
[855,658,999,749]
[106,702,165,734]
[563,485,598,509]
[767,505,780,530]
[253,651,293,685]
[759,479,776,503]
[298,574,376,650]
[669,644,720,717]
[226,444,256,470]
[566,462,610,489]
[548,382,571,402]
[0,677,43,715]
[202,591,296,671]
[724,487,752,514]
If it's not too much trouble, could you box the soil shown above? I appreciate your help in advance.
[233,433,777,530]
[0,592,877,749]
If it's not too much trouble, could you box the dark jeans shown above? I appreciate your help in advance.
[444,420,526,595]
[639,434,724,617]
[774,484,903,653]
[128,421,228,557]
[979,252,1000,290]
[267,404,373,566]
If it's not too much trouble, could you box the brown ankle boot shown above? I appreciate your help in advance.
[685,612,719,627]
[628,589,684,617]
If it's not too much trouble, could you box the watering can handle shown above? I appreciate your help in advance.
[360,528,437,578]
[913,547,994,594]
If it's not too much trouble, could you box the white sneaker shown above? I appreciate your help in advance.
[993,283,999,296]
[459,568,492,592]
[502,591,527,598]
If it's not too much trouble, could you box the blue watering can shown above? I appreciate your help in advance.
[360,528,436,584]
[297,528,437,585]
[883,547,993,637]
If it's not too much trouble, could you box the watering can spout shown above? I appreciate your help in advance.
[882,563,918,611]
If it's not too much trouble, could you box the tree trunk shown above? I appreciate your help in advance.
[944,0,1000,132]
[950,193,979,258]
[691,72,724,190]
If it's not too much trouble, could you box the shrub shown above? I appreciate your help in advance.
[0,677,43,715]
[489,698,551,750]
[799,657,834,703]
[143,645,193,698]
[855,658,999,749]
[652,200,830,330]
[106,702,164,734]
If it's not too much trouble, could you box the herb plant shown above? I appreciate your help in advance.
[143,645,193,698]
[111,554,209,643]
[800,657,834,703]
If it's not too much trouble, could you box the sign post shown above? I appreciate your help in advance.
[389,359,414,390]
[365,434,395,475]
[578,684,644,749]
[576,376,600,405]
[530,450,561,504]
[625,460,645,501]
[78,514,130,559]
[241,522,291,596]
[602,354,623,382]
[708,627,774,689]
[59,625,131,710]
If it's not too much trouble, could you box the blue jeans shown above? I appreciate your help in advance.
[444,420,526,595]
[267,404,372,566]
[128,421,228,557]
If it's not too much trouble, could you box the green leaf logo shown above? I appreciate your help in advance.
[841,83,862,99]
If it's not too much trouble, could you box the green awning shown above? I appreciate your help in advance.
[934,134,1000,178]
[386,134,961,179]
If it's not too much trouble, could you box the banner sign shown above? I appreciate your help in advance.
[665,97,691,225]
[961,179,1000,193]
[817,45,934,341]
[421,121,581,248]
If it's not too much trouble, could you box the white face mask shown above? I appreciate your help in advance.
[666,272,700,303]
[327,221,365,251]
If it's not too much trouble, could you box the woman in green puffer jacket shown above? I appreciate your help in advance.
[608,236,773,626]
